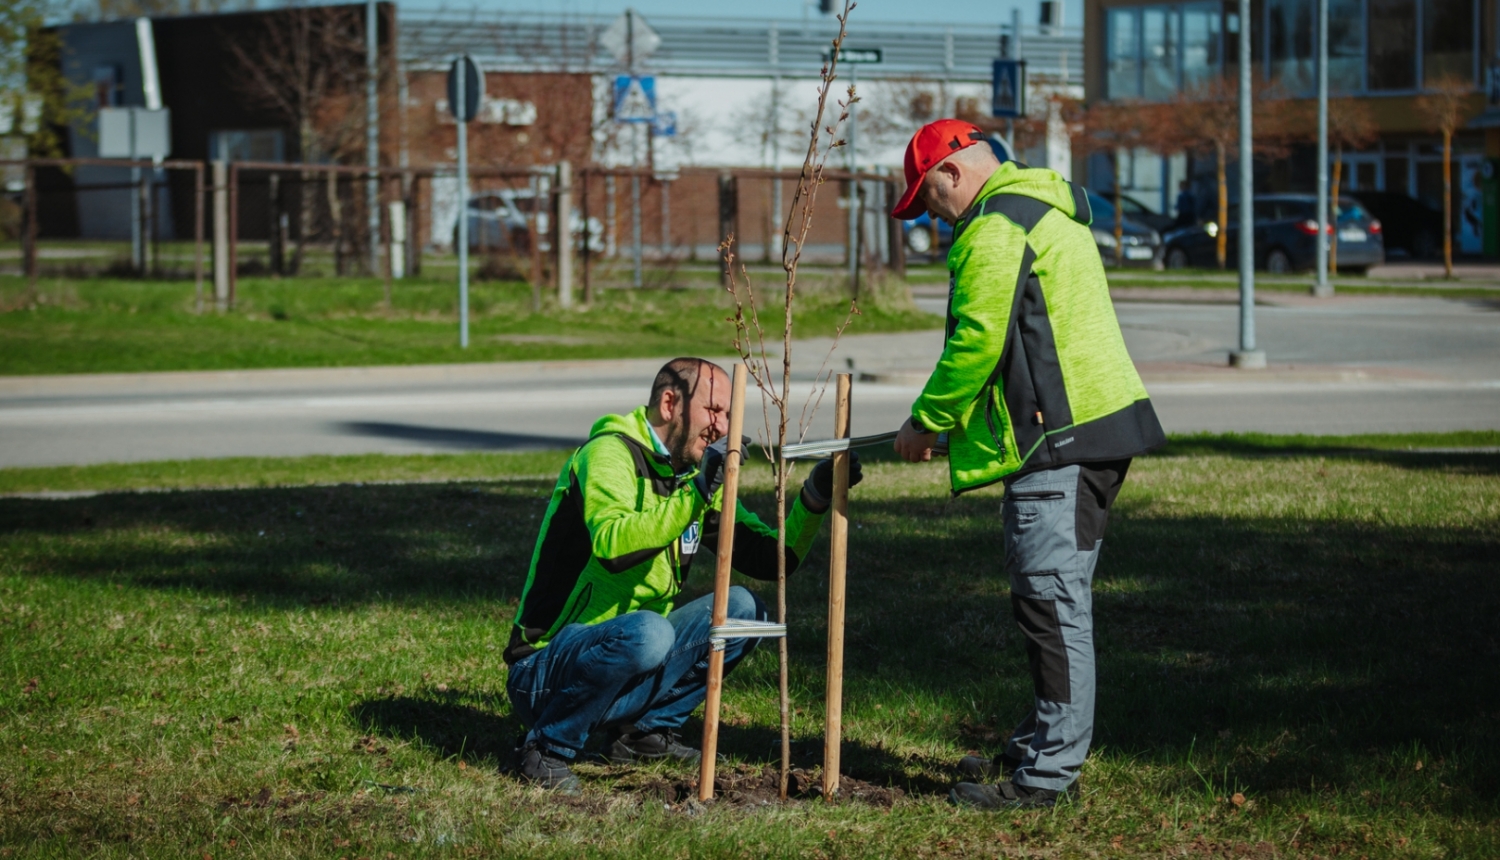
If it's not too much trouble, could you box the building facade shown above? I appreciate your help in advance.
[1083,0,1497,255]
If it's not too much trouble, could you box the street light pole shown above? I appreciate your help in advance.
[457,57,469,349]
[1313,0,1332,297]
[1231,0,1266,368]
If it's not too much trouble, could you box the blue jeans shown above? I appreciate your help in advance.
[506,586,767,760]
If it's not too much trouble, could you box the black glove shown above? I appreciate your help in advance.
[802,450,864,511]
[692,435,750,503]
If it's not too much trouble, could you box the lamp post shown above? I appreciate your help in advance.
[1231,0,1266,368]
[1313,0,1332,297]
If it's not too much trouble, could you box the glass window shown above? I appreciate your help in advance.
[1335,199,1369,220]
[92,65,122,108]
[1327,0,1364,91]
[1368,0,1417,90]
[1423,0,1474,84]
[1143,7,1181,99]
[1108,8,1142,99]
[1182,2,1222,88]
[1268,0,1314,93]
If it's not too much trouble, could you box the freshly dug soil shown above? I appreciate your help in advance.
[622,763,903,810]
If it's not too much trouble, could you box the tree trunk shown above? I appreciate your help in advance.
[1330,149,1342,272]
[776,473,791,800]
[1442,129,1453,278]
[328,170,344,276]
[1216,141,1228,270]
[292,118,316,277]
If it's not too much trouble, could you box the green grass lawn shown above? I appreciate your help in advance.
[0,271,935,376]
[3,434,1498,857]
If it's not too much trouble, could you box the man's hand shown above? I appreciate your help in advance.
[800,451,864,513]
[894,417,939,463]
[691,435,750,503]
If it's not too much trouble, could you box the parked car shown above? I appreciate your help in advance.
[900,187,1161,267]
[458,189,604,254]
[1086,190,1163,267]
[1162,194,1384,274]
[1343,191,1440,260]
[902,211,952,256]
[1096,189,1178,233]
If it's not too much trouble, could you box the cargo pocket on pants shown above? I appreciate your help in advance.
[1003,489,1071,602]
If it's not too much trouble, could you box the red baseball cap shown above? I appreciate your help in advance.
[890,119,987,220]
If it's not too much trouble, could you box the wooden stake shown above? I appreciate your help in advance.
[823,372,852,798]
[699,363,748,802]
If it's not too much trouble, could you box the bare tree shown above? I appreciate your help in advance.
[1158,77,1291,268]
[1325,97,1377,270]
[226,5,368,273]
[1416,75,1481,278]
[723,0,859,801]
[1080,99,1162,266]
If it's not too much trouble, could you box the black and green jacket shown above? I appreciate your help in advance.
[504,406,825,665]
[913,162,1165,494]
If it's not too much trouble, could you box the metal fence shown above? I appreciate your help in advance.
[8,157,909,309]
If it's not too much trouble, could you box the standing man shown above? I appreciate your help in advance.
[889,120,1164,809]
[505,357,861,794]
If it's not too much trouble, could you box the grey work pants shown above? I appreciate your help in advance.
[1001,459,1129,792]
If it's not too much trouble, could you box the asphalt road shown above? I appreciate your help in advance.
[2,294,1496,468]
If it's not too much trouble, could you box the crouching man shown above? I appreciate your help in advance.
[504,357,862,793]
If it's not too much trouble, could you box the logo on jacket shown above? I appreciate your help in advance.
[681,522,701,555]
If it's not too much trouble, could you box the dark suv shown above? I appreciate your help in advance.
[1162,194,1384,274]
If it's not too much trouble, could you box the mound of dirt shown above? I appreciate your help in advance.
[623,763,903,810]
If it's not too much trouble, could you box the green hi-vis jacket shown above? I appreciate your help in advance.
[504,406,825,665]
[913,162,1166,494]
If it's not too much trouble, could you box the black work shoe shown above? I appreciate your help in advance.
[957,751,1022,782]
[516,742,582,795]
[607,726,702,764]
[949,780,1061,810]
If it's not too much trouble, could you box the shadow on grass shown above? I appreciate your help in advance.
[1152,434,1500,473]
[3,467,1499,806]
[351,693,520,769]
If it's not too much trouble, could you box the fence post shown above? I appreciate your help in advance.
[228,163,239,308]
[268,172,282,276]
[194,162,204,313]
[718,172,738,287]
[556,160,573,309]
[409,174,422,277]
[23,162,37,289]
[580,168,592,305]
[887,180,906,277]
[212,160,229,311]
[389,188,406,280]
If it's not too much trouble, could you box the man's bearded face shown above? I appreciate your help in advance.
[664,370,729,470]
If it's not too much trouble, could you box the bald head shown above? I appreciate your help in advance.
[918,143,1001,225]
[647,358,730,470]
[648,358,727,412]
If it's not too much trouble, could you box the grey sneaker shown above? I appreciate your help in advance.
[957,751,1022,782]
[607,726,701,764]
[516,742,582,795]
[949,780,1061,810]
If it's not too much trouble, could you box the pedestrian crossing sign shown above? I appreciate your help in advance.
[613,75,657,123]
